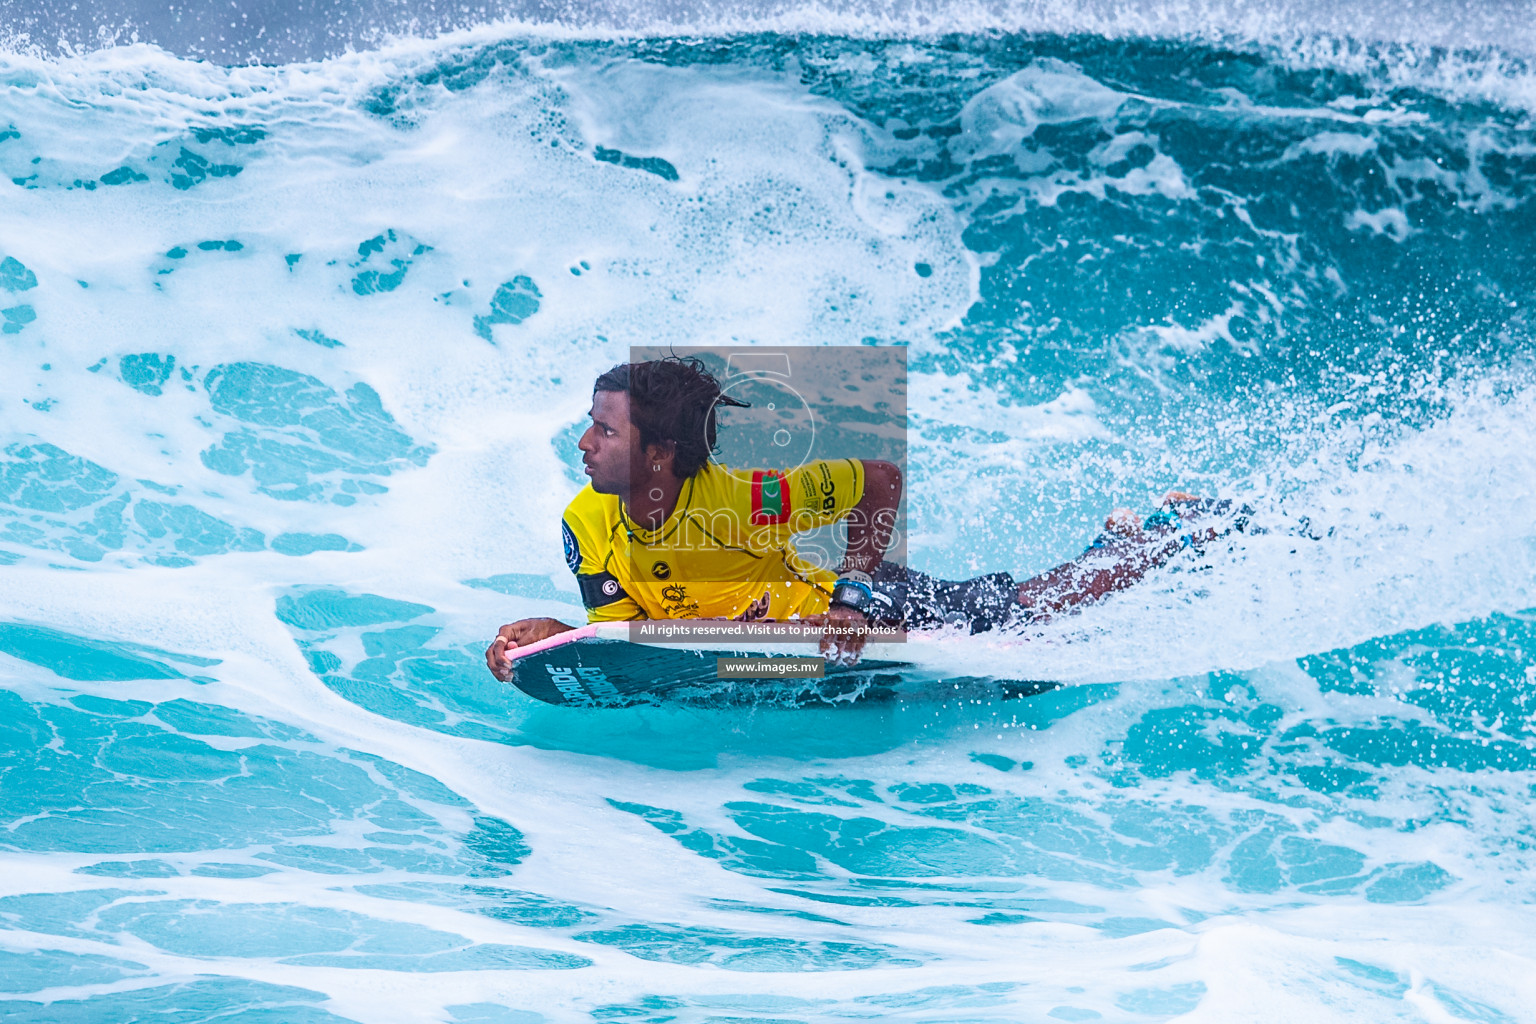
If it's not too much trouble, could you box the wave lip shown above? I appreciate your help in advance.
[3,0,1536,65]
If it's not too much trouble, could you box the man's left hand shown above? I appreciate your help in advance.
[814,605,869,666]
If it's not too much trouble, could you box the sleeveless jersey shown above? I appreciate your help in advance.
[561,459,865,622]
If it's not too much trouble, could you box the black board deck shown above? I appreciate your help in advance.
[506,627,1060,708]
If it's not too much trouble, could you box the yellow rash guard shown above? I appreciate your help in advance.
[561,459,865,622]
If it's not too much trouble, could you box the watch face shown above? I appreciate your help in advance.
[832,584,870,611]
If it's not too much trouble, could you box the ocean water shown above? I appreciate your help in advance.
[2,6,1536,1022]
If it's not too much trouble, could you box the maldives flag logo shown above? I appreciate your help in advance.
[750,470,791,525]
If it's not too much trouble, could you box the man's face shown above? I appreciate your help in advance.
[578,389,646,495]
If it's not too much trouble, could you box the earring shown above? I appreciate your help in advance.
[652,464,662,472]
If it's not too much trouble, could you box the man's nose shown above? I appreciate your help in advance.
[577,428,595,452]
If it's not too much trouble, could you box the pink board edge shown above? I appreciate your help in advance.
[504,623,599,662]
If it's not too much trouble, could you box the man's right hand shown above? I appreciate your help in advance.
[486,618,575,681]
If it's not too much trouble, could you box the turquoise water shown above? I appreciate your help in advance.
[2,16,1536,1023]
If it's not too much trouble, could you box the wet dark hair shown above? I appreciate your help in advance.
[593,357,744,478]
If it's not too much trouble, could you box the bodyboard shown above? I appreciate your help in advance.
[504,624,1059,708]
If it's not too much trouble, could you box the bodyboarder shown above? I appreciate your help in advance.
[486,357,1240,679]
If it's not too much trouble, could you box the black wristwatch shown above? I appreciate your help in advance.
[829,570,874,614]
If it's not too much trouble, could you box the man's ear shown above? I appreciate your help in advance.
[644,441,677,470]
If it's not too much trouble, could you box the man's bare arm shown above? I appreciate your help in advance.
[818,459,902,665]
[841,459,902,574]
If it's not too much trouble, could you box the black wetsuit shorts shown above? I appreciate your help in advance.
[866,562,1020,634]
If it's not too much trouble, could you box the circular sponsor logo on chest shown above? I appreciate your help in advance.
[601,579,619,596]
[651,560,671,579]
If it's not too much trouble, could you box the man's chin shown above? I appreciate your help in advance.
[586,476,621,495]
